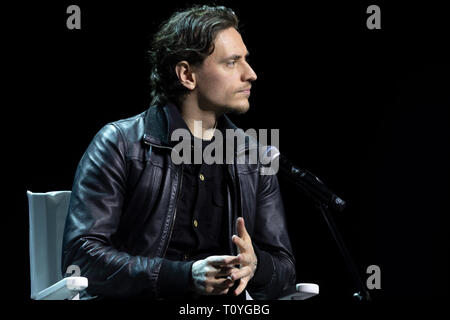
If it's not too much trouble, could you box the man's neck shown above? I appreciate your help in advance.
[180,97,219,141]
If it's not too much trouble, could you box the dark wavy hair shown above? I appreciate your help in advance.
[148,5,239,106]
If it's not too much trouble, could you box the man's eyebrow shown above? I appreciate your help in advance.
[223,52,250,61]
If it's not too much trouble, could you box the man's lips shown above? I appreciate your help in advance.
[238,87,251,95]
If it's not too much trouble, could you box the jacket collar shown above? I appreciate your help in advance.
[143,102,251,152]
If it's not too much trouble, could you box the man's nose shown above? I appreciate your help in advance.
[242,62,257,82]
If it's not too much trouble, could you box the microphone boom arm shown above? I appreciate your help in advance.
[277,154,371,301]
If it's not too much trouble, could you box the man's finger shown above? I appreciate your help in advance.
[209,277,235,289]
[215,266,237,278]
[230,266,253,281]
[216,256,241,268]
[234,277,248,296]
[236,217,249,240]
[207,255,238,266]
[232,234,248,252]
[200,277,234,295]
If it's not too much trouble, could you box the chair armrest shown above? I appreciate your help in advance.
[33,277,88,300]
[278,283,319,300]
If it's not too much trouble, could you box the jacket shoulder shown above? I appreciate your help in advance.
[92,112,145,147]
[109,112,146,136]
[102,111,148,160]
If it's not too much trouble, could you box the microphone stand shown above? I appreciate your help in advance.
[279,163,371,301]
[317,202,371,301]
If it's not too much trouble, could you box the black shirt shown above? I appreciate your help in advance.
[165,137,229,262]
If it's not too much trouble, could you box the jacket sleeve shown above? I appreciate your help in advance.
[61,124,192,299]
[247,170,297,299]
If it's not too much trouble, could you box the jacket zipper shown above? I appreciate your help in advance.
[143,139,183,258]
[162,164,183,258]
[228,159,241,256]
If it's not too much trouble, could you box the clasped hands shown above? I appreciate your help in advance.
[191,217,257,296]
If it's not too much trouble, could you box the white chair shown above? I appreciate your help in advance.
[27,190,88,300]
[245,283,319,300]
[277,283,319,300]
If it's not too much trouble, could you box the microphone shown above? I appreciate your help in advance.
[265,146,346,212]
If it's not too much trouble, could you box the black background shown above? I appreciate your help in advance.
[7,0,449,316]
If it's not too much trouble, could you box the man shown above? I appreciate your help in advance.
[62,5,295,300]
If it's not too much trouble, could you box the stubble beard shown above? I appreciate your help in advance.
[219,99,250,115]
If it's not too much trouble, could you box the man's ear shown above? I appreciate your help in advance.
[175,61,196,90]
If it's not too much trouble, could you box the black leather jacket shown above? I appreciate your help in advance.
[62,104,296,299]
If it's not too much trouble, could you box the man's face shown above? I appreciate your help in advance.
[193,27,257,114]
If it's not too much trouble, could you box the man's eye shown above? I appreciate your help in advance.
[226,61,236,67]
